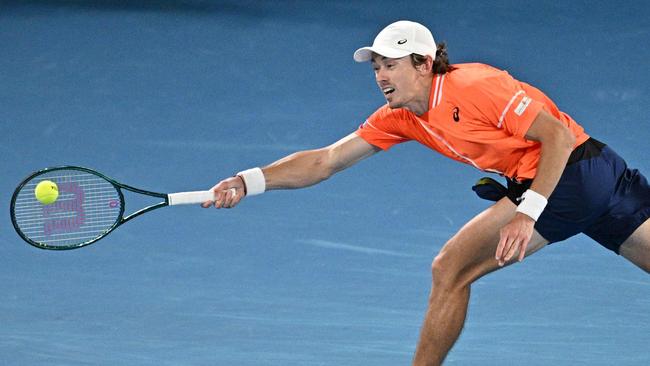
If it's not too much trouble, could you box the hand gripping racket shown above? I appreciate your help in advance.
[10,166,215,250]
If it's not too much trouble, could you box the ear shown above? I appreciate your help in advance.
[415,55,434,74]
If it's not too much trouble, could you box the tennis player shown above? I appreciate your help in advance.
[203,20,650,365]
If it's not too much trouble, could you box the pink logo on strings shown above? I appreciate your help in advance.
[43,182,85,236]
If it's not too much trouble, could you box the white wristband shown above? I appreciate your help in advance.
[515,189,548,221]
[237,168,266,196]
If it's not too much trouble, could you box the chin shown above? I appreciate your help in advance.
[387,100,402,109]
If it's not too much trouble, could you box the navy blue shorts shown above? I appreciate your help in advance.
[509,140,650,254]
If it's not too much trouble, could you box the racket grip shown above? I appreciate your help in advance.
[167,190,215,205]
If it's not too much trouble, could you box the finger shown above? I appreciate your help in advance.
[202,190,217,208]
[214,189,226,208]
[499,235,518,266]
[496,234,511,266]
[494,234,507,261]
[504,238,520,262]
[224,187,237,208]
[517,240,530,262]
[495,230,509,262]
[229,187,242,208]
[498,240,512,267]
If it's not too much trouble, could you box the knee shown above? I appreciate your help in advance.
[431,248,462,289]
[431,242,483,291]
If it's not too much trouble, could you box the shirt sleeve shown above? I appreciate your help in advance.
[469,71,544,138]
[355,105,411,150]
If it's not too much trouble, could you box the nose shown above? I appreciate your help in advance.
[375,67,388,84]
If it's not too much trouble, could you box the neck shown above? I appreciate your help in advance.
[405,75,434,116]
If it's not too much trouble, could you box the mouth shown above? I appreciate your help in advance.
[382,86,395,96]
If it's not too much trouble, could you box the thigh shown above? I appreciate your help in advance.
[619,218,650,273]
[437,197,549,286]
[584,166,650,253]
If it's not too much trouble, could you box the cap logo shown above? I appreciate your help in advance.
[397,39,407,45]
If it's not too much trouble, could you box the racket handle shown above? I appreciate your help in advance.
[167,190,215,205]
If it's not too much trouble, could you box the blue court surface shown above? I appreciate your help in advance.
[1,1,649,365]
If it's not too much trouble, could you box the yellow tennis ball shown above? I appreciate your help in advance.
[35,180,59,205]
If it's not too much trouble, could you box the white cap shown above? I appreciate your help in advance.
[353,20,437,63]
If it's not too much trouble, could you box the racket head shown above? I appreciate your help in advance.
[10,166,125,250]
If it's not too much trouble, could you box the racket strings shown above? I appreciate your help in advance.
[12,169,122,248]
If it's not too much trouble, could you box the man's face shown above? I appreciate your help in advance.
[371,54,425,112]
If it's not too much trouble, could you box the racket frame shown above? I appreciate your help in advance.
[10,166,171,250]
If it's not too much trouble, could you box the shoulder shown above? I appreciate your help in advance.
[448,63,516,88]
[445,63,523,103]
[450,62,507,75]
[367,103,414,123]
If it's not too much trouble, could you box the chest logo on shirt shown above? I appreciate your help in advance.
[452,107,460,122]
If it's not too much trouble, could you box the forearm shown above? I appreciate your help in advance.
[203,150,329,209]
[512,110,576,223]
[528,129,575,198]
[496,113,576,264]
[235,133,378,195]
[262,148,333,190]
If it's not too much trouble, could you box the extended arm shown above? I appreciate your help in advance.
[263,132,380,190]
[202,132,381,208]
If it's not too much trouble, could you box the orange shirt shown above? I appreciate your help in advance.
[355,63,590,180]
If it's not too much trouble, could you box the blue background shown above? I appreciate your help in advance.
[1,1,649,365]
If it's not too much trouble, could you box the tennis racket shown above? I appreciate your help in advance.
[10,166,215,250]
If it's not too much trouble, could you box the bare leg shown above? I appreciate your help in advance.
[412,198,548,366]
[619,218,650,273]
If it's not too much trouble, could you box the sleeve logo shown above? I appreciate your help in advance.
[514,96,532,116]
